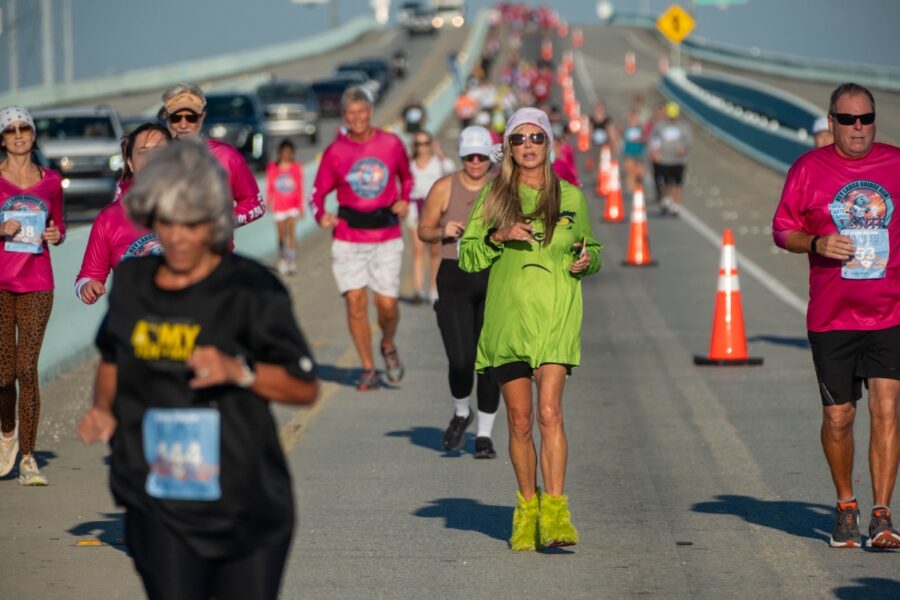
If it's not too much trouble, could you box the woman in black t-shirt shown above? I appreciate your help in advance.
[77,140,318,600]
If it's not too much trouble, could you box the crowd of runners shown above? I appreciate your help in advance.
[2,4,900,599]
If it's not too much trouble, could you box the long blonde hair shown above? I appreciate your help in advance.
[483,130,561,245]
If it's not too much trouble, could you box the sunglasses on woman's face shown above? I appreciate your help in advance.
[462,154,489,163]
[2,124,34,136]
[508,132,547,146]
[414,140,431,146]
[167,112,201,124]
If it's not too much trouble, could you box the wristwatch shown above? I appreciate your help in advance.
[235,355,256,389]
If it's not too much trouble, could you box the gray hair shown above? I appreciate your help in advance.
[829,82,875,116]
[124,140,232,251]
[161,82,207,108]
[340,86,373,113]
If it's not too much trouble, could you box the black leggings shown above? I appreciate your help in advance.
[126,509,292,600]
[434,260,501,414]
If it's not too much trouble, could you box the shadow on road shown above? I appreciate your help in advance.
[317,364,402,391]
[67,512,129,554]
[833,577,900,600]
[414,497,512,542]
[0,450,58,481]
[385,426,475,457]
[691,494,831,543]
[746,334,810,349]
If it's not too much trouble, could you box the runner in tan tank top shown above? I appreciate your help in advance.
[418,126,501,458]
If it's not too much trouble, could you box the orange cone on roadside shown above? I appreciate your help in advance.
[577,115,590,153]
[573,27,584,48]
[541,38,553,62]
[595,145,612,197]
[621,185,656,266]
[602,160,625,223]
[694,229,763,366]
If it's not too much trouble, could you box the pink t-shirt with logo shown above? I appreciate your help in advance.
[206,139,265,227]
[265,162,304,214]
[311,129,412,243]
[75,180,160,298]
[773,142,900,332]
[0,168,65,293]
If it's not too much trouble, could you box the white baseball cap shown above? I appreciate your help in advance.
[812,116,829,134]
[459,125,493,157]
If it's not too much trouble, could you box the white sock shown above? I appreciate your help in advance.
[476,410,497,438]
[452,396,470,418]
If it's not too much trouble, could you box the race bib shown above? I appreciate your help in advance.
[2,210,45,254]
[142,408,221,501]
[830,180,893,280]
[592,129,608,146]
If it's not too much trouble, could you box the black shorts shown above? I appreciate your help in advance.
[808,324,900,405]
[656,164,685,186]
[486,361,573,386]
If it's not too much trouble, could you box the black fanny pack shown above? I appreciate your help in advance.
[337,205,399,229]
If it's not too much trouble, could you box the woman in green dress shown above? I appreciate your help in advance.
[459,108,601,551]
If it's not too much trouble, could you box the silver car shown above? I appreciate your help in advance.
[32,106,124,203]
[257,81,320,145]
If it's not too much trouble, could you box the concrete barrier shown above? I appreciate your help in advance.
[660,68,815,174]
[37,14,491,383]
[0,17,381,110]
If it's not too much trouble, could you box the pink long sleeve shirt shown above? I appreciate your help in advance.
[311,129,412,243]
[773,143,900,332]
[207,139,265,227]
[0,168,65,293]
[74,180,160,299]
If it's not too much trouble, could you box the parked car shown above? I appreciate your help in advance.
[336,58,393,95]
[31,106,124,205]
[397,1,437,36]
[202,92,268,170]
[311,75,374,117]
[256,81,320,145]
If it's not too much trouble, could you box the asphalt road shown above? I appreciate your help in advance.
[2,22,899,600]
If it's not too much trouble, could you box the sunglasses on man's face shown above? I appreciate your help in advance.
[508,132,547,146]
[2,124,34,136]
[167,113,201,125]
[462,154,489,163]
[831,112,875,126]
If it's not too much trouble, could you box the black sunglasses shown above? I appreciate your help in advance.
[508,132,547,146]
[414,140,431,146]
[167,113,201,124]
[462,154,489,163]
[2,124,34,136]
[831,112,875,126]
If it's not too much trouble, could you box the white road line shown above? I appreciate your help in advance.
[679,205,807,315]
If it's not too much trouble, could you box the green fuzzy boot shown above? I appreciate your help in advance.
[539,493,579,548]
[509,490,541,551]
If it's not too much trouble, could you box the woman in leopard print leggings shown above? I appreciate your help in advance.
[0,105,65,485]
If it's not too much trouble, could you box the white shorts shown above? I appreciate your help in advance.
[331,238,404,298]
[274,208,301,222]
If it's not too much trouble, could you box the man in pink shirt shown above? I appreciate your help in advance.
[161,83,265,233]
[773,83,900,550]
[312,87,412,390]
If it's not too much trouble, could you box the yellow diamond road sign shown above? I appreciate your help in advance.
[657,4,695,45]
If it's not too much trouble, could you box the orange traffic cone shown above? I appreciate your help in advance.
[694,229,763,366]
[595,145,612,197]
[541,38,553,62]
[624,51,637,74]
[602,160,624,223]
[572,27,583,48]
[577,115,590,153]
[621,185,656,266]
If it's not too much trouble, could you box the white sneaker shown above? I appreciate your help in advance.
[0,433,18,477]
[287,260,297,275]
[18,455,47,486]
[277,258,289,275]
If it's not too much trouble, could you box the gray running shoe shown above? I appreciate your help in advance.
[474,436,497,459]
[442,413,473,451]
[356,369,380,391]
[18,456,47,486]
[829,502,861,548]
[381,345,404,383]
[867,508,900,549]
[0,433,18,477]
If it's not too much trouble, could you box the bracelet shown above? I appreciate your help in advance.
[809,235,821,256]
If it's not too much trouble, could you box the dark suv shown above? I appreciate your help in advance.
[257,81,320,145]
[336,58,393,96]
[202,92,268,170]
